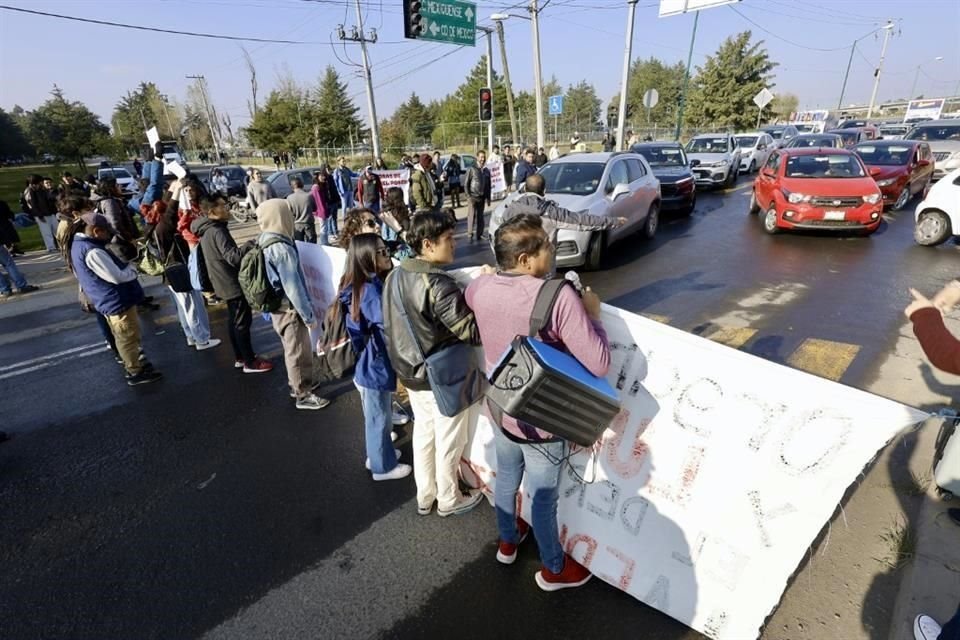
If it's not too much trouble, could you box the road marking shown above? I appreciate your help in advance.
[0,345,110,380]
[0,341,104,373]
[698,324,758,349]
[786,338,860,382]
[641,313,670,324]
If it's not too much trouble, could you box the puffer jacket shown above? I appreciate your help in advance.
[382,258,481,391]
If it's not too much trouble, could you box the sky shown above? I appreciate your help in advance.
[1,0,959,136]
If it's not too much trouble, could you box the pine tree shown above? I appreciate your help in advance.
[314,66,363,147]
[431,56,507,147]
[619,57,688,127]
[0,108,34,158]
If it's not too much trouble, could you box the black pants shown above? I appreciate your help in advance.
[449,185,461,208]
[942,602,960,640]
[467,199,485,242]
[227,297,255,365]
[294,223,317,244]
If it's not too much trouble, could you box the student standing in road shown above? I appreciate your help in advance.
[192,194,273,374]
[502,145,516,193]
[356,165,385,213]
[323,165,342,239]
[535,147,548,168]
[23,174,58,252]
[339,233,413,481]
[245,169,276,211]
[411,153,437,213]
[311,172,331,246]
[463,150,491,243]
[431,152,445,206]
[465,213,610,590]
[444,154,462,209]
[382,211,484,517]
[256,199,330,410]
[334,156,358,211]
[514,148,537,186]
[0,199,37,299]
[286,177,317,243]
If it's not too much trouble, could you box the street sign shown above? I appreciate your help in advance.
[658,0,741,17]
[417,0,476,46]
[753,88,774,109]
[548,95,563,116]
[642,89,660,109]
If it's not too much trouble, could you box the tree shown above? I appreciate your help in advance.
[617,57,688,128]
[241,46,259,119]
[111,82,181,152]
[313,66,364,147]
[770,92,799,123]
[560,80,601,134]
[514,76,562,145]
[685,31,777,131]
[431,56,510,148]
[27,86,110,169]
[244,88,308,152]
[0,108,34,158]
[382,92,435,148]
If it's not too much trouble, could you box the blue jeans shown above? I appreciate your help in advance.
[321,216,338,245]
[494,427,566,573]
[357,384,397,474]
[0,245,28,293]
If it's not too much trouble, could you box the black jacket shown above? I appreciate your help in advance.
[382,258,481,391]
[0,200,19,245]
[191,217,247,301]
[464,165,491,203]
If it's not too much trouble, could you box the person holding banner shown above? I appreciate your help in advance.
[463,150,492,243]
[465,213,610,591]
[356,166,385,213]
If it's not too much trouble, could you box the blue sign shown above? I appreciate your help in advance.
[549,95,564,116]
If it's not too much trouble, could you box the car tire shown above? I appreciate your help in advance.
[643,204,660,239]
[682,193,696,217]
[585,231,606,271]
[763,206,780,235]
[748,190,760,215]
[893,187,911,211]
[914,210,952,246]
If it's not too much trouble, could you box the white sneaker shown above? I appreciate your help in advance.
[390,431,398,442]
[195,338,222,351]
[366,448,402,470]
[915,614,942,640]
[295,393,331,410]
[186,337,195,347]
[372,463,412,481]
[437,490,483,517]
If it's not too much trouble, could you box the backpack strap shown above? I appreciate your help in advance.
[528,278,569,337]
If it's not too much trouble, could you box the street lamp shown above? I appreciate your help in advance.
[491,4,545,150]
[910,56,944,99]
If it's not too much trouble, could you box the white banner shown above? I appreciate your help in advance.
[904,98,945,122]
[487,159,508,201]
[296,242,346,350]
[371,169,411,203]
[300,257,927,639]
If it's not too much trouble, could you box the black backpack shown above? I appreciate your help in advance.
[315,299,359,381]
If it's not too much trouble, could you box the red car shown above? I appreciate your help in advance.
[854,139,934,210]
[749,148,883,235]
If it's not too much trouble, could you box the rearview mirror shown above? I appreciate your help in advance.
[609,183,631,201]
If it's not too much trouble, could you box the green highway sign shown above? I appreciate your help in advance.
[420,0,476,46]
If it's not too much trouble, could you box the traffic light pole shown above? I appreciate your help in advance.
[479,26,495,152]
[530,0,545,150]
[616,0,638,150]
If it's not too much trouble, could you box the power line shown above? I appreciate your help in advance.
[728,5,885,53]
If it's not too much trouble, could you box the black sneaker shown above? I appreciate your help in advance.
[18,284,39,293]
[126,369,163,386]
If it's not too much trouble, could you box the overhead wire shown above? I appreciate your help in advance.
[727,4,887,53]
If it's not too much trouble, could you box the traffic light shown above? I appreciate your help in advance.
[403,0,424,39]
[479,87,493,122]
[607,103,619,128]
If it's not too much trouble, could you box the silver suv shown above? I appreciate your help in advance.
[904,119,960,180]
[686,133,742,188]
[489,152,661,270]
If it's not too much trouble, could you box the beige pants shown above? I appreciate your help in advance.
[106,306,142,375]
[407,388,475,511]
[271,309,314,398]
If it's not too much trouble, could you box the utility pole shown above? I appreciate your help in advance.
[494,20,519,145]
[674,10,700,141]
[867,21,896,119]
[478,26,495,152]
[616,0,639,150]
[339,0,381,161]
[159,94,177,142]
[186,74,221,158]
[837,43,856,110]
[530,0,545,149]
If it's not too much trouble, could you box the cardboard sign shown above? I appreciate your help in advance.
[488,159,507,200]
[295,242,346,350]
[371,169,411,203]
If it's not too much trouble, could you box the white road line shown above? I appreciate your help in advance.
[0,342,104,373]
[0,346,110,380]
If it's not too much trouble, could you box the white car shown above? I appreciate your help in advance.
[686,133,742,188]
[914,167,960,246]
[97,167,138,196]
[733,132,774,173]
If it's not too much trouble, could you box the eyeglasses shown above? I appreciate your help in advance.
[362,219,379,229]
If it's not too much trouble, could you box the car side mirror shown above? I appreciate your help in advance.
[918,159,931,167]
[758,144,766,150]
[869,167,883,177]
[609,183,630,201]
[761,169,776,178]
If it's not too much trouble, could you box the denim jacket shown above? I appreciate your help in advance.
[340,276,396,392]
[259,232,316,325]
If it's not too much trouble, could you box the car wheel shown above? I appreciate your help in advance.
[763,206,780,235]
[748,190,760,215]
[643,204,660,239]
[914,210,952,246]
[585,231,606,271]
[893,187,910,211]
[749,160,756,173]
[682,192,696,216]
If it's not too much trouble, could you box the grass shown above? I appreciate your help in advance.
[1,163,93,252]
[875,517,917,570]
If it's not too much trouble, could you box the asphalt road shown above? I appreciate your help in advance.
[1,174,957,640]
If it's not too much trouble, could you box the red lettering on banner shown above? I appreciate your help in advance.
[565,534,598,568]
[597,545,636,591]
[603,409,652,480]
[649,445,705,506]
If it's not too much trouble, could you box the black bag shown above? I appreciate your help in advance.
[164,236,193,293]
[391,273,483,417]
[315,299,359,381]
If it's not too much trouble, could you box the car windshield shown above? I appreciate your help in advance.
[880,126,907,135]
[791,136,836,148]
[101,169,131,179]
[795,124,817,133]
[765,128,784,139]
[734,136,758,147]
[905,125,960,142]
[829,130,859,144]
[855,144,912,165]
[635,146,686,167]
[538,162,604,196]
[785,154,866,178]
[222,167,245,180]
[686,138,729,153]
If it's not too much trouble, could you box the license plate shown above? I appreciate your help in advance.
[823,211,845,221]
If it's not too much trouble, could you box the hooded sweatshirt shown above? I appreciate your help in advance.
[256,199,315,324]
[190,216,246,301]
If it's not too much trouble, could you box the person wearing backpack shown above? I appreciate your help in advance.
[254,199,330,410]
[192,194,273,373]
[339,233,412,481]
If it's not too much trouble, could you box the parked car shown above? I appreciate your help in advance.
[685,133,743,188]
[748,148,883,235]
[266,166,324,198]
[488,152,661,270]
[733,132,775,173]
[838,119,870,129]
[879,124,910,140]
[784,133,844,149]
[827,128,868,149]
[631,142,696,215]
[914,167,960,246]
[761,124,800,148]
[854,140,934,210]
[903,119,960,181]
[97,167,138,196]
[207,165,249,197]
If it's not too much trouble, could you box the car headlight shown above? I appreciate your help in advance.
[875,178,896,187]
[863,193,881,204]
[675,176,694,185]
[783,189,811,204]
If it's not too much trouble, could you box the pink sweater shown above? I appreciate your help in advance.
[465,273,611,441]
